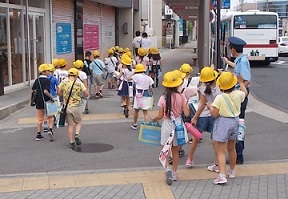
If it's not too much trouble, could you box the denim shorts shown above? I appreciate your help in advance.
[196,116,215,133]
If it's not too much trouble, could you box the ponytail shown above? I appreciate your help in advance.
[204,80,215,95]
[164,87,179,117]
[127,65,132,71]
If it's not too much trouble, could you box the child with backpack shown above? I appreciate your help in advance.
[105,49,119,89]
[151,71,190,185]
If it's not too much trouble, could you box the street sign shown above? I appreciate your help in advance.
[165,4,173,15]
[211,0,230,9]
[56,23,72,55]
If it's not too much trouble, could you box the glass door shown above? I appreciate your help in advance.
[25,12,45,81]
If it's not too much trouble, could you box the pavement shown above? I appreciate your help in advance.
[1,41,288,199]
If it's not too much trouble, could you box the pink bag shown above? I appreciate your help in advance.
[136,92,143,108]
[185,122,202,140]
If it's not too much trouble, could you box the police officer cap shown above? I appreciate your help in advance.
[228,36,246,47]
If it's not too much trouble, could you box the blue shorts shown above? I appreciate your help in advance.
[196,116,215,133]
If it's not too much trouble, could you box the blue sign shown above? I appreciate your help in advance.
[211,0,230,9]
[56,23,72,55]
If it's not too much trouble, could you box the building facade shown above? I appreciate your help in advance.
[256,0,288,36]
[0,0,136,95]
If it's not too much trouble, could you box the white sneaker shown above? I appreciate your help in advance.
[186,158,195,168]
[208,163,219,173]
[213,175,227,185]
[228,169,236,179]
[172,171,177,181]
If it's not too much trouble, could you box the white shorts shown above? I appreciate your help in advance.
[133,96,151,110]
[160,117,188,146]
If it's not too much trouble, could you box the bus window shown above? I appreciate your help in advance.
[234,15,277,29]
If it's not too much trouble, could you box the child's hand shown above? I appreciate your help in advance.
[210,64,215,70]
[237,74,244,83]
[206,102,213,111]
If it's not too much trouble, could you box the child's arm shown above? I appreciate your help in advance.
[151,106,164,122]
[191,93,207,124]
[206,103,219,118]
[183,102,190,117]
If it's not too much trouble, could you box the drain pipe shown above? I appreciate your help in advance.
[26,0,31,86]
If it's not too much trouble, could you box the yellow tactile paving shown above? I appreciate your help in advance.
[1,161,288,199]
[18,110,159,124]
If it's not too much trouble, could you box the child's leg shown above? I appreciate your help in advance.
[133,109,139,125]
[171,145,180,172]
[187,137,200,160]
[215,141,228,175]
[36,109,45,133]
[227,140,237,170]
[142,110,149,123]
[212,140,218,164]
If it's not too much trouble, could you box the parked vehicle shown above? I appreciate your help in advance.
[278,36,288,56]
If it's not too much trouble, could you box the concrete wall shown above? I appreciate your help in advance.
[151,0,163,48]
[118,8,133,49]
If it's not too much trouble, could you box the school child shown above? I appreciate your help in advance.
[47,64,60,128]
[116,56,134,118]
[83,51,93,94]
[57,59,68,83]
[90,50,106,97]
[31,64,55,141]
[179,63,193,88]
[135,48,150,73]
[207,72,247,185]
[105,49,119,89]
[186,67,221,170]
[73,60,89,114]
[129,64,154,130]
[149,47,162,87]
[151,71,190,185]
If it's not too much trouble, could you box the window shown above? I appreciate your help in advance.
[234,15,277,29]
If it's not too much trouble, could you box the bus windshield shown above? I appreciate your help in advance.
[234,15,277,29]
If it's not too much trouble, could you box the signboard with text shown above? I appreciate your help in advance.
[211,0,230,9]
[83,24,99,51]
[56,23,72,55]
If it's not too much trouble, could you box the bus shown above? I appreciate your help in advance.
[221,10,279,65]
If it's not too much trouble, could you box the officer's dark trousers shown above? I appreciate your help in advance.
[236,96,248,163]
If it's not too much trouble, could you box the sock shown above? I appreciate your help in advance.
[219,173,226,178]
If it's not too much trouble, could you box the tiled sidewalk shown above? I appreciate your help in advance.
[1,162,288,199]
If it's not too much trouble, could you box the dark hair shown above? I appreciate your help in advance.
[164,87,179,118]
[142,32,148,38]
[152,54,161,61]
[222,86,235,93]
[127,65,132,71]
[135,30,140,36]
[204,80,215,95]
[85,51,91,57]
[230,45,243,53]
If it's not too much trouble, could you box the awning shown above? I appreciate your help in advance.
[163,0,200,21]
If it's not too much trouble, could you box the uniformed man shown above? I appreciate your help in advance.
[222,36,251,164]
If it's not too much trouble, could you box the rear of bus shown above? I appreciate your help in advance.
[232,11,278,64]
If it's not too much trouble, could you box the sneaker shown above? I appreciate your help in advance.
[95,93,100,97]
[179,149,185,157]
[124,108,129,118]
[165,169,173,185]
[69,142,75,148]
[208,163,219,173]
[98,91,103,98]
[168,156,173,165]
[47,130,55,142]
[228,170,236,179]
[43,127,48,133]
[74,134,82,145]
[36,133,44,141]
[131,123,138,130]
[213,175,227,185]
[186,158,195,168]
[188,138,193,144]
[84,109,89,114]
[172,171,177,181]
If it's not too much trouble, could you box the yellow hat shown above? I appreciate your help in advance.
[216,72,237,90]
[172,70,186,79]
[115,46,120,51]
[48,64,55,72]
[52,58,59,67]
[93,50,100,57]
[150,47,159,55]
[68,68,79,76]
[179,63,193,74]
[134,64,146,73]
[38,64,49,73]
[108,48,114,55]
[121,56,132,65]
[162,71,183,88]
[199,67,217,83]
[119,47,124,53]
[126,51,133,59]
[124,47,130,52]
[121,53,128,59]
[111,47,115,51]
[138,48,148,56]
[73,60,84,69]
[59,59,67,67]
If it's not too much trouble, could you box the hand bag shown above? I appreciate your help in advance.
[58,80,77,127]
[30,90,37,106]
[138,121,161,146]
